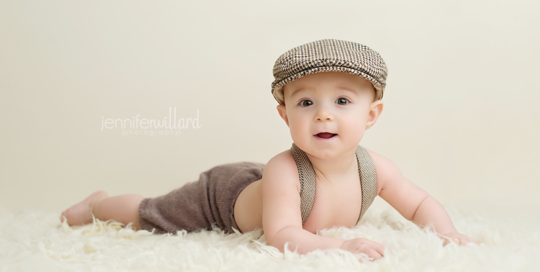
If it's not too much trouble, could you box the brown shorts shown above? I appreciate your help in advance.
[138,161,264,234]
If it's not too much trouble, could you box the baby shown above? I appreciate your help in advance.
[61,39,477,262]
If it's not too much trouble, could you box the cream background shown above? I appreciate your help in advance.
[1,0,539,218]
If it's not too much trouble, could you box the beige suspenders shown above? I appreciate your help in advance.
[290,143,378,226]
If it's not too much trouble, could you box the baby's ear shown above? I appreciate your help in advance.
[366,100,384,130]
[276,104,289,127]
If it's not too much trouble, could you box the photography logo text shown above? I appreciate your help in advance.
[100,108,202,136]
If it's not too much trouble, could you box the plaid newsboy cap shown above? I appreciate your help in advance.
[271,39,388,105]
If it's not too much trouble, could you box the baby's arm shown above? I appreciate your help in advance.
[262,151,385,260]
[368,149,478,246]
[261,154,341,254]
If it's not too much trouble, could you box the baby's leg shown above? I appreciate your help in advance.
[60,191,144,230]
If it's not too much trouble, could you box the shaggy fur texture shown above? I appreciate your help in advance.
[1,199,538,272]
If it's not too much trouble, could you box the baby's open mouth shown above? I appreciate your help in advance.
[315,132,337,139]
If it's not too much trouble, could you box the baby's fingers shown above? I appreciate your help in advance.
[355,249,382,263]
[372,242,385,257]
[462,237,479,246]
[452,235,478,246]
[368,249,383,260]
[442,237,453,246]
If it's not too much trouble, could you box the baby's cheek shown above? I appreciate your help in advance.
[343,121,365,141]
[288,121,308,142]
[354,130,366,144]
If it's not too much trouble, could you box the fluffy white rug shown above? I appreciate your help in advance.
[1,200,539,272]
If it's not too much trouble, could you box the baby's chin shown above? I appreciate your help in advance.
[298,142,358,158]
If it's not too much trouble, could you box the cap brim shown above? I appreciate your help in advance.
[271,67,384,104]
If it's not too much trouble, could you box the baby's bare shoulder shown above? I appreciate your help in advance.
[362,147,404,195]
[362,147,430,220]
[262,150,300,191]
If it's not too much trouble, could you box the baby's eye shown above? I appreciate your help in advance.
[335,98,350,105]
[299,100,313,107]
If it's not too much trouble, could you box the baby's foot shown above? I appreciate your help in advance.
[60,190,109,226]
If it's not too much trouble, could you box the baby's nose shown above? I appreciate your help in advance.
[315,107,333,121]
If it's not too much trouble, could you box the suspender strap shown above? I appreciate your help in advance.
[355,145,378,224]
[290,143,316,225]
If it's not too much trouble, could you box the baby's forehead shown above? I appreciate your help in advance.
[284,83,361,97]
[283,72,373,95]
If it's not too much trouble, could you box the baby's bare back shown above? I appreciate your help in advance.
[234,150,367,234]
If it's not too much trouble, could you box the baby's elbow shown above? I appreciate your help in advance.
[265,230,281,248]
[265,226,292,253]
[266,236,286,253]
[271,243,286,254]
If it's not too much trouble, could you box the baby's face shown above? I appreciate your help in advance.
[277,72,382,159]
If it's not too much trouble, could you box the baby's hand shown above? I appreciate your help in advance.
[440,232,478,246]
[339,238,385,262]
